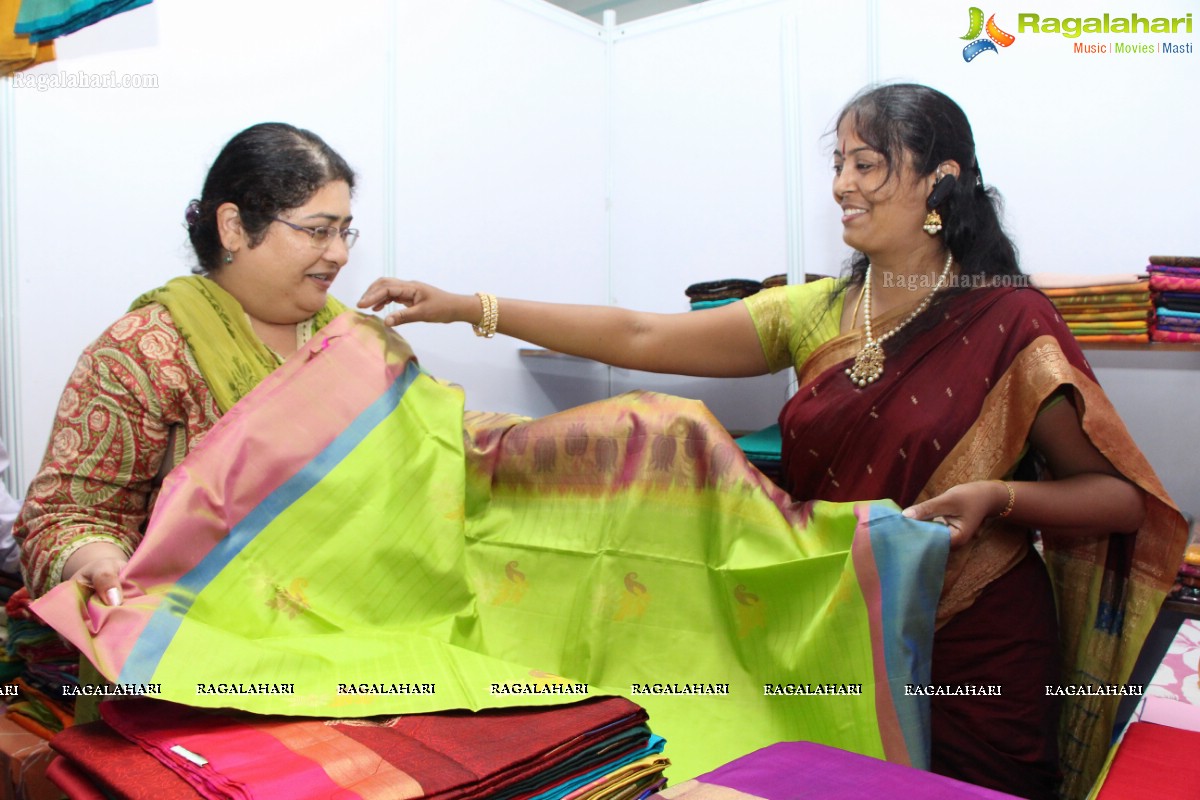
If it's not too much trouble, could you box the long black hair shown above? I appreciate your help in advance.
[834,83,1021,287]
[185,122,356,273]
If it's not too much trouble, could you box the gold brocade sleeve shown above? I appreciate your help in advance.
[742,278,844,376]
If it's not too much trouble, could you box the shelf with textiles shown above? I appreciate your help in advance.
[1162,599,1200,618]
[1078,342,1200,352]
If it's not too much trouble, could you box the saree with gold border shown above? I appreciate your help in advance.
[748,281,1186,799]
[32,311,952,787]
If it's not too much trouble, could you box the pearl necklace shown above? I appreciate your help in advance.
[845,252,955,387]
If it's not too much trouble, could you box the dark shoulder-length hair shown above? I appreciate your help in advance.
[834,83,1021,287]
[184,122,356,274]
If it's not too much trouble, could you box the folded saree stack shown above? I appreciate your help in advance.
[1032,273,1151,343]
[12,0,152,43]
[684,274,793,309]
[3,587,78,700]
[0,0,54,76]
[684,278,764,310]
[1147,255,1200,343]
[46,696,667,799]
[1168,517,1200,606]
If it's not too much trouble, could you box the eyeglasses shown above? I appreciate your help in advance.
[270,217,360,250]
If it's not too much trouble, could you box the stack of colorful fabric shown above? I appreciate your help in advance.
[5,677,73,740]
[734,424,783,489]
[1168,518,1200,607]
[1148,255,1200,343]
[0,0,54,75]
[0,573,23,686]
[47,697,668,800]
[685,278,763,310]
[684,274,800,310]
[12,0,151,43]
[3,587,79,699]
[1031,274,1151,343]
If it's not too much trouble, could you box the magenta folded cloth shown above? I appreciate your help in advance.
[1149,274,1200,293]
[1151,329,1200,343]
[654,742,1021,799]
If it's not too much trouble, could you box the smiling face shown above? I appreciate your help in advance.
[833,116,936,261]
[212,180,353,325]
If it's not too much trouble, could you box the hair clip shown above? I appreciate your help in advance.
[184,199,202,231]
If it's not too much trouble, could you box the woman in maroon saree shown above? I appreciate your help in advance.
[359,84,1186,800]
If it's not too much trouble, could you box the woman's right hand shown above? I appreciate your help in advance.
[358,275,771,379]
[357,279,477,327]
[62,541,129,606]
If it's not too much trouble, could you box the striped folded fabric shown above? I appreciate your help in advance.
[1149,255,1200,268]
[1151,329,1200,343]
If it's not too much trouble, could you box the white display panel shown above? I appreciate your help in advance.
[3,0,608,486]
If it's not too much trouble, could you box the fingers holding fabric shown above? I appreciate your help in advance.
[902,480,1009,549]
[63,542,130,606]
[357,279,476,327]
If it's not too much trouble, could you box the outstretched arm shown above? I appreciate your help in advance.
[358,278,773,378]
[903,397,1145,547]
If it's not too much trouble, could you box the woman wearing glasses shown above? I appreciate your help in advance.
[15,122,359,611]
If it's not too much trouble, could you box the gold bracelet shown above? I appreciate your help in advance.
[993,480,1015,519]
[472,292,498,338]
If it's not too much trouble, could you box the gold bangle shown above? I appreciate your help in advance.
[472,292,498,338]
[993,480,1015,519]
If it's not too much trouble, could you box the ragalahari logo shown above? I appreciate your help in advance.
[962,7,1016,61]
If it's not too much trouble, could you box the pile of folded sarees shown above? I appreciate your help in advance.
[1148,255,1200,344]
[683,274,790,310]
[1030,273,1151,344]
[47,696,668,800]
[4,587,79,698]
[4,677,73,740]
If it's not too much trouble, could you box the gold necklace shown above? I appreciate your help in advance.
[845,252,955,387]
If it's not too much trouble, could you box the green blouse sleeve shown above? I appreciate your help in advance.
[742,278,844,374]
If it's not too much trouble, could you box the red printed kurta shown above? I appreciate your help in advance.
[15,303,221,597]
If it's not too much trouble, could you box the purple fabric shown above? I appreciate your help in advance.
[670,742,1022,799]
[1147,264,1200,277]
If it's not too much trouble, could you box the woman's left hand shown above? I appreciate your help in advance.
[902,480,1009,548]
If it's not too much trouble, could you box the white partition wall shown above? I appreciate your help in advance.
[390,0,609,418]
[5,0,394,491]
[604,0,873,425]
[1,0,610,489]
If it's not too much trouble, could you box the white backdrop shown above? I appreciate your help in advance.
[2,0,1197,512]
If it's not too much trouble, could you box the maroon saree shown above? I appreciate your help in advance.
[768,285,1186,799]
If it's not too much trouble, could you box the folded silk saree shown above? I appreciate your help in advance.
[32,313,951,780]
[95,695,662,800]
[657,741,1022,799]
